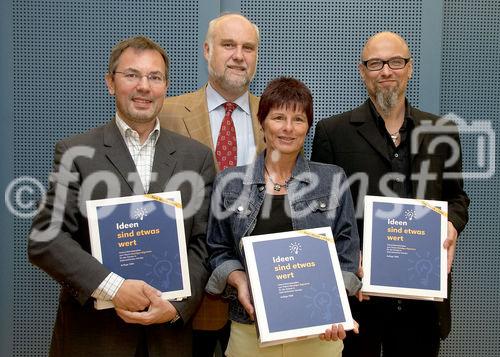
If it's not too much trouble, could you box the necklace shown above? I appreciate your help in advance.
[264,165,291,192]
[389,130,399,143]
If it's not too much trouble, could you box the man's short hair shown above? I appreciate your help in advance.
[205,13,260,47]
[108,36,169,80]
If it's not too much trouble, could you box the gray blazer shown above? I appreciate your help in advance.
[28,120,215,356]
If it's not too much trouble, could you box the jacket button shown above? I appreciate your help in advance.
[258,186,265,192]
[237,206,244,212]
[319,202,326,209]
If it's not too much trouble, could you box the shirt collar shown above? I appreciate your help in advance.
[114,114,161,144]
[206,82,250,115]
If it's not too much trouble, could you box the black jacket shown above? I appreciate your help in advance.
[311,99,469,338]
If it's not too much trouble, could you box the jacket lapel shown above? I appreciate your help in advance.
[181,86,214,150]
[102,121,143,194]
[148,130,177,193]
[249,93,265,154]
[409,107,427,165]
[352,100,391,164]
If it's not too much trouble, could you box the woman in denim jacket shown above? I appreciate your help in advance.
[206,77,361,356]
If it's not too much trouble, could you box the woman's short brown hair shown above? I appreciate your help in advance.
[257,77,313,129]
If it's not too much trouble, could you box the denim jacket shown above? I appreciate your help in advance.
[206,152,361,323]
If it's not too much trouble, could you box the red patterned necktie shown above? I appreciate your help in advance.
[215,102,238,171]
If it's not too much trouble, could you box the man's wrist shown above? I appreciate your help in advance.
[91,273,125,301]
[171,312,180,322]
[169,311,181,325]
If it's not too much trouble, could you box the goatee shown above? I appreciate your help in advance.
[207,64,250,94]
[376,89,399,115]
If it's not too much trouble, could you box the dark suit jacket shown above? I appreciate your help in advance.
[311,99,469,338]
[28,120,215,356]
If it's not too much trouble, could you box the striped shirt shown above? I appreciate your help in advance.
[91,115,160,301]
[115,114,160,193]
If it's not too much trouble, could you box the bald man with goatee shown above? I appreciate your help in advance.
[312,32,469,357]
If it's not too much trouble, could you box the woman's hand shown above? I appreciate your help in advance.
[356,251,370,302]
[319,320,359,341]
[319,324,346,341]
[227,270,255,320]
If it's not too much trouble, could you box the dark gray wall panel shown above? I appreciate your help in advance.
[439,1,499,356]
[242,0,424,156]
[12,1,201,355]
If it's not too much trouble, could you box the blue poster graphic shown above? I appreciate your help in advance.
[370,202,441,290]
[96,200,183,292]
[252,236,345,333]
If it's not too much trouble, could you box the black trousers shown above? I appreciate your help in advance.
[343,297,441,357]
[192,321,231,357]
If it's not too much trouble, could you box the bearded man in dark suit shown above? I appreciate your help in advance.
[312,31,469,357]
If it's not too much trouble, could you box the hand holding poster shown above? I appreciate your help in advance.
[242,227,354,346]
[362,195,448,301]
[86,191,191,309]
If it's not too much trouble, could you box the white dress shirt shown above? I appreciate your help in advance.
[206,83,257,166]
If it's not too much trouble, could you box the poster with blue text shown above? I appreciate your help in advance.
[243,227,353,346]
[87,191,190,309]
[362,195,448,301]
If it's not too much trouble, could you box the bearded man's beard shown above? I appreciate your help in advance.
[376,88,399,115]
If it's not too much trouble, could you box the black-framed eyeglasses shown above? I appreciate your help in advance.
[362,57,411,71]
[113,71,166,86]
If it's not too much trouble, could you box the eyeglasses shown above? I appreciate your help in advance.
[113,71,166,86]
[362,57,411,71]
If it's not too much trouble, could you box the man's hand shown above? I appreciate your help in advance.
[112,279,151,312]
[115,285,178,325]
[443,221,458,273]
[227,270,254,320]
[353,320,359,334]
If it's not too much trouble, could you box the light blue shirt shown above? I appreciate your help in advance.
[206,83,257,166]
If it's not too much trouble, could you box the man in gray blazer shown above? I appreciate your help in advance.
[28,36,215,356]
